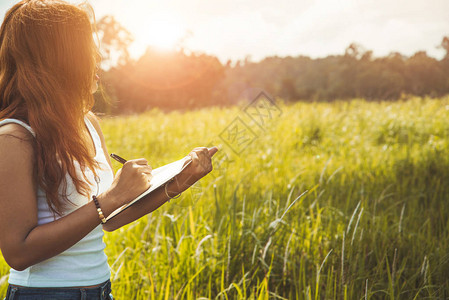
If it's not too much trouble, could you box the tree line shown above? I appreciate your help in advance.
[94,16,449,113]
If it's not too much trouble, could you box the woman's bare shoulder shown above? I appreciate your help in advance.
[0,124,34,169]
[0,123,34,141]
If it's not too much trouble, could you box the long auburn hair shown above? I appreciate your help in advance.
[0,0,101,215]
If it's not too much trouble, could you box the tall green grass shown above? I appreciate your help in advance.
[1,97,449,299]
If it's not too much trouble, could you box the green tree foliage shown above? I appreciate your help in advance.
[103,49,225,112]
[96,15,134,68]
[95,17,449,113]
[223,41,449,102]
[441,36,449,60]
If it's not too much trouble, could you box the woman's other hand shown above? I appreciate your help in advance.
[179,146,219,188]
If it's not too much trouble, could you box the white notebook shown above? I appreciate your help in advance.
[106,155,192,221]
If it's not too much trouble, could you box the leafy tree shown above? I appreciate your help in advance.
[441,36,449,60]
[96,15,134,68]
[93,17,449,114]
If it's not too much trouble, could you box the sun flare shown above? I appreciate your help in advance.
[135,14,185,51]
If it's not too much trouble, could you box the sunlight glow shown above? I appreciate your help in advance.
[134,14,185,52]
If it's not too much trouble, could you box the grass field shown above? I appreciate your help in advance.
[1,97,449,299]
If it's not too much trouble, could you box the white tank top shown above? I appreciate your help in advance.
[0,116,114,287]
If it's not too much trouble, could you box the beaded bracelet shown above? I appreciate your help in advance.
[92,195,107,224]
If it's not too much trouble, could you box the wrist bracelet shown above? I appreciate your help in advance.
[92,195,107,224]
[164,180,181,201]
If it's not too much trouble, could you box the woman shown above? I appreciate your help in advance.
[0,0,217,299]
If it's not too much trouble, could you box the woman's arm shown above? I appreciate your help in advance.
[102,166,203,232]
[0,124,151,271]
[86,113,217,232]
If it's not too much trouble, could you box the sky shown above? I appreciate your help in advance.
[0,0,448,64]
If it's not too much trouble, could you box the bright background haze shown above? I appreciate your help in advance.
[0,0,448,63]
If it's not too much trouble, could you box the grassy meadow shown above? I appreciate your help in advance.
[1,97,449,299]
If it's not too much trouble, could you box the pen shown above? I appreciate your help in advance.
[110,153,127,164]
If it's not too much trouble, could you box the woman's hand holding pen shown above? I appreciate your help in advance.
[106,158,153,207]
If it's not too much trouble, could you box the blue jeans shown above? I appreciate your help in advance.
[3,280,113,300]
